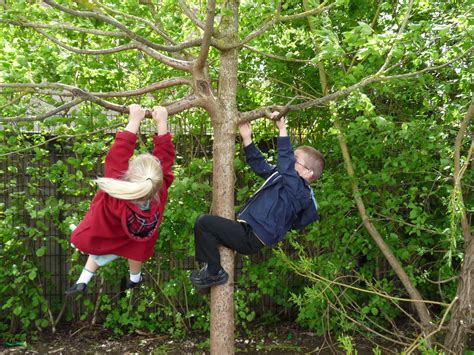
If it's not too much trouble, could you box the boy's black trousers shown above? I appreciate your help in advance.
[194,214,264,273]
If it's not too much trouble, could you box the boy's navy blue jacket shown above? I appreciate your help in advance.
[237,136,319,246]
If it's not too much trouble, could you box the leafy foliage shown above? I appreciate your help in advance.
[0,0,472,350]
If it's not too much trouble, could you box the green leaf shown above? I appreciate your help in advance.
[36,246,47,257]
[28,270,37,280]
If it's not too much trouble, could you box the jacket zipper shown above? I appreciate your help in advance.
[238,171,281,217]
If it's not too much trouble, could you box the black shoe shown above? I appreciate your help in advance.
[126,275,143,289]
[65,282,87,295]
[190,267,229,290]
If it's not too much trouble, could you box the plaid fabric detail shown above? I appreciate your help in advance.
[126,210,160,238]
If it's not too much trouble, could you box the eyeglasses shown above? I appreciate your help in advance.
[296,160,311,171]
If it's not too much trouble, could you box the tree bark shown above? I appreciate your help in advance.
[444,99,474,353]
[209,118,236,355]
[444,238,474,354]
[208,1,240,353]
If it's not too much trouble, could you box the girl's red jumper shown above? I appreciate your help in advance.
[71,130,175,261]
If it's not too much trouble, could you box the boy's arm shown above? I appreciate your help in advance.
[152,106,175,189]
[292,190,320,229]
[274,114,302,194]
[104,104,144,178]
[239,122,276,179]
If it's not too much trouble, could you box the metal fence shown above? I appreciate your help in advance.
[1,127,301,322]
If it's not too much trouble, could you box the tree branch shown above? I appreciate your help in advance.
[91,77,193,97]
[0,84,128,118]
[91,0,176,43]
[0,122,123,157]
[280,1,335,22]
[35,28,137,55]
[377,0,414,74]
[0,81,202,120]
[0,78,192,97]
[194,0,216,71]
[134,41,192,71]
[453,98,474,243]
[238,46,474,122]
[0,97,84,122]
[0,19,124,37]
[331,104,434,333]
[42,0,201,54]
[145,3,179,45]
[223,2,334,50]
[164,94,204,115]
[178,0,206,31]
[244,45,314,63]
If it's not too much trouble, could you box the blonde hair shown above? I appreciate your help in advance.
[96,153,163,202]
[295,146,325,182]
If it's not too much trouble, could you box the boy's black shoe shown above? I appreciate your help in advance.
[125,275,143,289]
[190,267,229,290]
[65,282,87,295]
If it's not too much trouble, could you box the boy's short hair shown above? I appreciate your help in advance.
[296,146,325,182]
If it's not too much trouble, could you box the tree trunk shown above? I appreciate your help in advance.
[444,100,474,353]
[444,237,474,354]
[209,116,237,355]
[209,1,240,351]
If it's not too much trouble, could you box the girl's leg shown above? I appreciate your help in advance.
[77,256,99,283]
[66,256,99,294]
[84,255,100,273]
[127,259,143,287]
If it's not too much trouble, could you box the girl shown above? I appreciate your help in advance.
[66,104,175,294]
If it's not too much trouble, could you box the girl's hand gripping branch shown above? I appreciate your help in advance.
[125,104,146,134]
[152,106,169,135]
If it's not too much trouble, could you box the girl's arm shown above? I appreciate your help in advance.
[104,104,144,178]
[152,106,175,189]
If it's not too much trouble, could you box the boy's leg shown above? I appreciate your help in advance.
[126,259,143,289]
[194,215,241,272]
[193,214,263,288]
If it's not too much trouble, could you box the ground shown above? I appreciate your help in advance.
[0,323,379,354]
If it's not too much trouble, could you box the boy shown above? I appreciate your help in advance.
[190,112,324,290]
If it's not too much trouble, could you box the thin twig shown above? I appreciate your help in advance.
[0,122,123,157]
[0,19,124,37]
[194,0,216,72]
[178,0,206,31]
[239,46,473,122]
[42,0,200,54]
[377,0,414,74]
[0,97,84,122]
[35,28,137,55]
[277,250,449,306]
[405,296,458,354]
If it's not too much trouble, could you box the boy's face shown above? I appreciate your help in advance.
[294,150,313,182]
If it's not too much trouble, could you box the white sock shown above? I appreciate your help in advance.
[130,271,142,283]
[77,268,95,284]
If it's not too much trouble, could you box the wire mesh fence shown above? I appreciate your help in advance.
[1,123,302,322]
